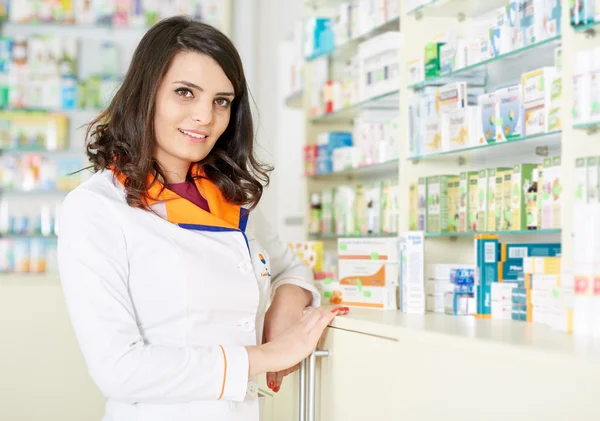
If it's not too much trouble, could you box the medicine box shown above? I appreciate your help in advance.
[427,263,475,280]
[501,168,514,231]
[499,242,561,283]
[540,156,562,229]
[409,183,418,231]
[400,232,425,313]
[523,256,561,275]
[338,260,398,309]
[424,42,445,79]
[575,157,588,204]
[459,171,476,232]
[442,106,480,151]
[495,85,522,141]
[288,241,324,274]
[337,237,399,262]
[418,177,427,231]
[478,93,497,144]
[447,176,460,233]
[407,58,425,86]
[474,234,498,318]
[511,163,537,231]
[477,169,491,232]
[426,175,451,234]
[468,172,479,232]
[422,116,442,154]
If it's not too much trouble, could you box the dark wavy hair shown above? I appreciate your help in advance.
[86,16,271,211]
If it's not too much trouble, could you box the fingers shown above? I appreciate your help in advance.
[266,372,276,391]
[273,370,283,392]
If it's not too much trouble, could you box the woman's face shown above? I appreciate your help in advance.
[153,52,234,179]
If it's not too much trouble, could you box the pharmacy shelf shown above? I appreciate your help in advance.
[305,17,400,63]
[310,89,400,123]
[311,232,398,240]
[0,107,102,114]
[0,189,71,196]
[0,233,57,239]
[284,91,304,109]
[573,122,600,134]
[309,159,399,180]
[407,0,509,19]
[572,22,600,35]
[0,273,60,287]
[425,229,561,238]
[0,148,86,155]
[408,35,561,90]
[407,131,562,164]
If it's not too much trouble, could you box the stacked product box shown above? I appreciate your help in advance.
[336,238,400,309]
[315,132,353,174]
[523,256,563,326]
[426,264,475,313]
[400,232,425,313]
[444,268,476,316]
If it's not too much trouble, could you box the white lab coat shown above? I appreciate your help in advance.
[57,170,320,421]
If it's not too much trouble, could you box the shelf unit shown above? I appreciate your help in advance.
[292,0,600,323]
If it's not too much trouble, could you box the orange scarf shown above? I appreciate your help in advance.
[111,163,247,232]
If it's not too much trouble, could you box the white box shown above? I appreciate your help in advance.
[426,263,474,280]
[407,58,425,86]
[400,232,425,313]
[425,280,455,295]
[337,260,398,309]
[337,237,399,262]
[442,106,480,151]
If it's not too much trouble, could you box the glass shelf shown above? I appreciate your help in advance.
[407,0,511,18]
[284,91,304,109]
[305,17,400,63]
[408,131,562,164]
[310,89,399,124]
[573,22,600,34]
[0,107,102,114]
[425,229,561,238]
[1,19,149,31]
[310,232,398,240]
[574,122,600,133]
[309,159,399,179]
[408,36,561,90]
[0,233,57,240]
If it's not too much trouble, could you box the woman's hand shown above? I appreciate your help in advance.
[245,306,349,381]
[263,303,350,392]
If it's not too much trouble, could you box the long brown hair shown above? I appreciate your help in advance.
[86,16,271,211]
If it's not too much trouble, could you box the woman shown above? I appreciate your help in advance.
[57,16,347,421]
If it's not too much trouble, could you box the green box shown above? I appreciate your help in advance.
[502,169,513,231]
[424,42,445,79]
[426,175,452,233]
[511,164,537,231]
[459,171,477,232]
[468,172,479,232]
[447,176,460,233]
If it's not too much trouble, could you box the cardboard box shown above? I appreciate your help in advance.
[447,176,460,233]
[468,172,480,232]
[442,106,480,151]
[474,234,499,317]
[422,116,442,154]
[337,237,400,262]
[502,168,514,231]
[426,175,451,234]
[511,164,537,231]
[477,169,491,232]
[400,232,425,313]
[478,93,497,144]
[418,177,427,231]
[338,260,398,309]
[499,242,561,283]
[409,182,419,231]
[424,42,445,79]
[459,171,477,232]
[575,157,588,204]
[495,85,523,141]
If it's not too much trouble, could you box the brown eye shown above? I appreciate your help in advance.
[215,98,231,108]
[175,87,193,98]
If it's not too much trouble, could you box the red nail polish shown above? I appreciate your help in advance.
[331,308,340,313]
[273,386,280,393]
[268,381,274,389]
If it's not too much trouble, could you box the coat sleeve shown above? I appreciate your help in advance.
[58,188,249,404]
[248,209,321,307]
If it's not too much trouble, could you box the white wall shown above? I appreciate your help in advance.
[251,0,307,241]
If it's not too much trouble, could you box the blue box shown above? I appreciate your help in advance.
[474,234,500,318]
[304,17,334,59]
[499,242,561,283]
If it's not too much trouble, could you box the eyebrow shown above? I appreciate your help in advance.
[173,80,235,97]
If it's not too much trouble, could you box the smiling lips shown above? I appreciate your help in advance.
[178,128,209,143]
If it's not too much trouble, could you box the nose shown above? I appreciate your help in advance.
[191,99,213,125]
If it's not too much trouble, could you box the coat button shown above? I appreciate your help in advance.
[240,318,255,332]
[238,260,253,275]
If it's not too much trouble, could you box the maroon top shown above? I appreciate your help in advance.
[167,180,210,213]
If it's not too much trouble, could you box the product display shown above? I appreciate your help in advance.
[310,178,399,237]
[7,0,228,30]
